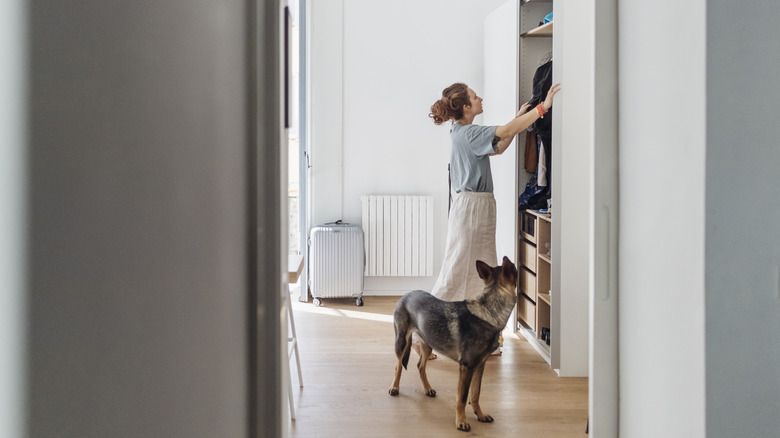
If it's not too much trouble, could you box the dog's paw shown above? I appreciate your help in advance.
[456,422,471,432]
[388,387,399,396]
[424,388,436,397]
[476,413,494,423]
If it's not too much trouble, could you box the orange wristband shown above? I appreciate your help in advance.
[536,104,547,118]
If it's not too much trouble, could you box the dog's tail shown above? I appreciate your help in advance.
[394,302,413,370]
[401,334,412,370]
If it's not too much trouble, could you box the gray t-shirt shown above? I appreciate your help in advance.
[449,123,499,193]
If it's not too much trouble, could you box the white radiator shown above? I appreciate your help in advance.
[360,195,433,277]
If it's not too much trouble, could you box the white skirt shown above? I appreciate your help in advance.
[431,192,497,301]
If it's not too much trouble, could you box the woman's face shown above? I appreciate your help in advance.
[465,88,484,116]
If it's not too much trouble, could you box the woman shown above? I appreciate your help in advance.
[417,82,560,359]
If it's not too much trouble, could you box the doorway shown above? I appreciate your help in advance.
[286,0,309,303]
[295,0,618,436]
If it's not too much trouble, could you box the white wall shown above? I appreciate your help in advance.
[310,0,508,294]
[0,0,26,436]
[706,2,780,436]
[618,0,706,436]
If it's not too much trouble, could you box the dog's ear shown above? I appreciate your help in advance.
[500,256,517,281]
[476,260,493,281]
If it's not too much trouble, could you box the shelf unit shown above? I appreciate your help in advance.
[520,21,553,38]
[517,209,552,358]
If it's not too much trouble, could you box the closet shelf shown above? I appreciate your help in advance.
[521,21,553,38]
[538,293,551,305]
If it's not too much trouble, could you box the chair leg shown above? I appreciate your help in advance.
[284,286,303,421]
[289,301,303,387]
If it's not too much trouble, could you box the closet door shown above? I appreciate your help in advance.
[483,0,519,264]
[553,0,619,434]
[550,0,590,376]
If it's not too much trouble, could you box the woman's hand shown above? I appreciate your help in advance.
[542,83,561,111]
[517,102,532,117]
[496,88,559,139]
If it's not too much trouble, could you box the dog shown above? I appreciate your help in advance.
[388,256,518,432]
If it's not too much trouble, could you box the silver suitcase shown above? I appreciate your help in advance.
[308,220,365,307]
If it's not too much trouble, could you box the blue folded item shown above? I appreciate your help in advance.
[544,12,553,24]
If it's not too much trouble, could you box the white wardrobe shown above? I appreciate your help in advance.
[483,0,618,382]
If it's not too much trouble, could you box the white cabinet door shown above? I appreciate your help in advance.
[483,0,519,265]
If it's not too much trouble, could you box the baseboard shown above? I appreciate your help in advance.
[362,290,407,297]
[515,323,552,365]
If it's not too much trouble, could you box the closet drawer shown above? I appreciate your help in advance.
[517,294,536,330]
[519,239,537,273]
[519,267,537,302]
[519,211,537,243]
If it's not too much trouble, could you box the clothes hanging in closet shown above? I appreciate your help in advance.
[528,59,553,145]
[523,129,537,174]
[519,60,553,211]
[518,134,550,210]
[529,59,552,188]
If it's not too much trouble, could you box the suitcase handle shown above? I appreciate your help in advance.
[324,219,348,226]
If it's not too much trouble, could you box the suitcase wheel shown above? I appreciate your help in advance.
[356,297,363,307]
[313,298,322,307]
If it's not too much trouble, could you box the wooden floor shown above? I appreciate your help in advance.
[288,296,588,437]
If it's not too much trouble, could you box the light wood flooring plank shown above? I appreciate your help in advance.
[288,296,588,437]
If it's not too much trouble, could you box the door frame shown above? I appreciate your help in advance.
[590,0,619,435]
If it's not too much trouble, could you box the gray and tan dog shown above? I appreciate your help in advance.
[388,256,518,432]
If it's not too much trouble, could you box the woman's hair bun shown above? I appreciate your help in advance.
[429,83,470,125]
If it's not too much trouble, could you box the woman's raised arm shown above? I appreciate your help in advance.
[494,83,560,141]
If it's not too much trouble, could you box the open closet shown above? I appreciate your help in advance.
[486,0,619,432]
[515,0,555,362]
[484,0,592,377]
